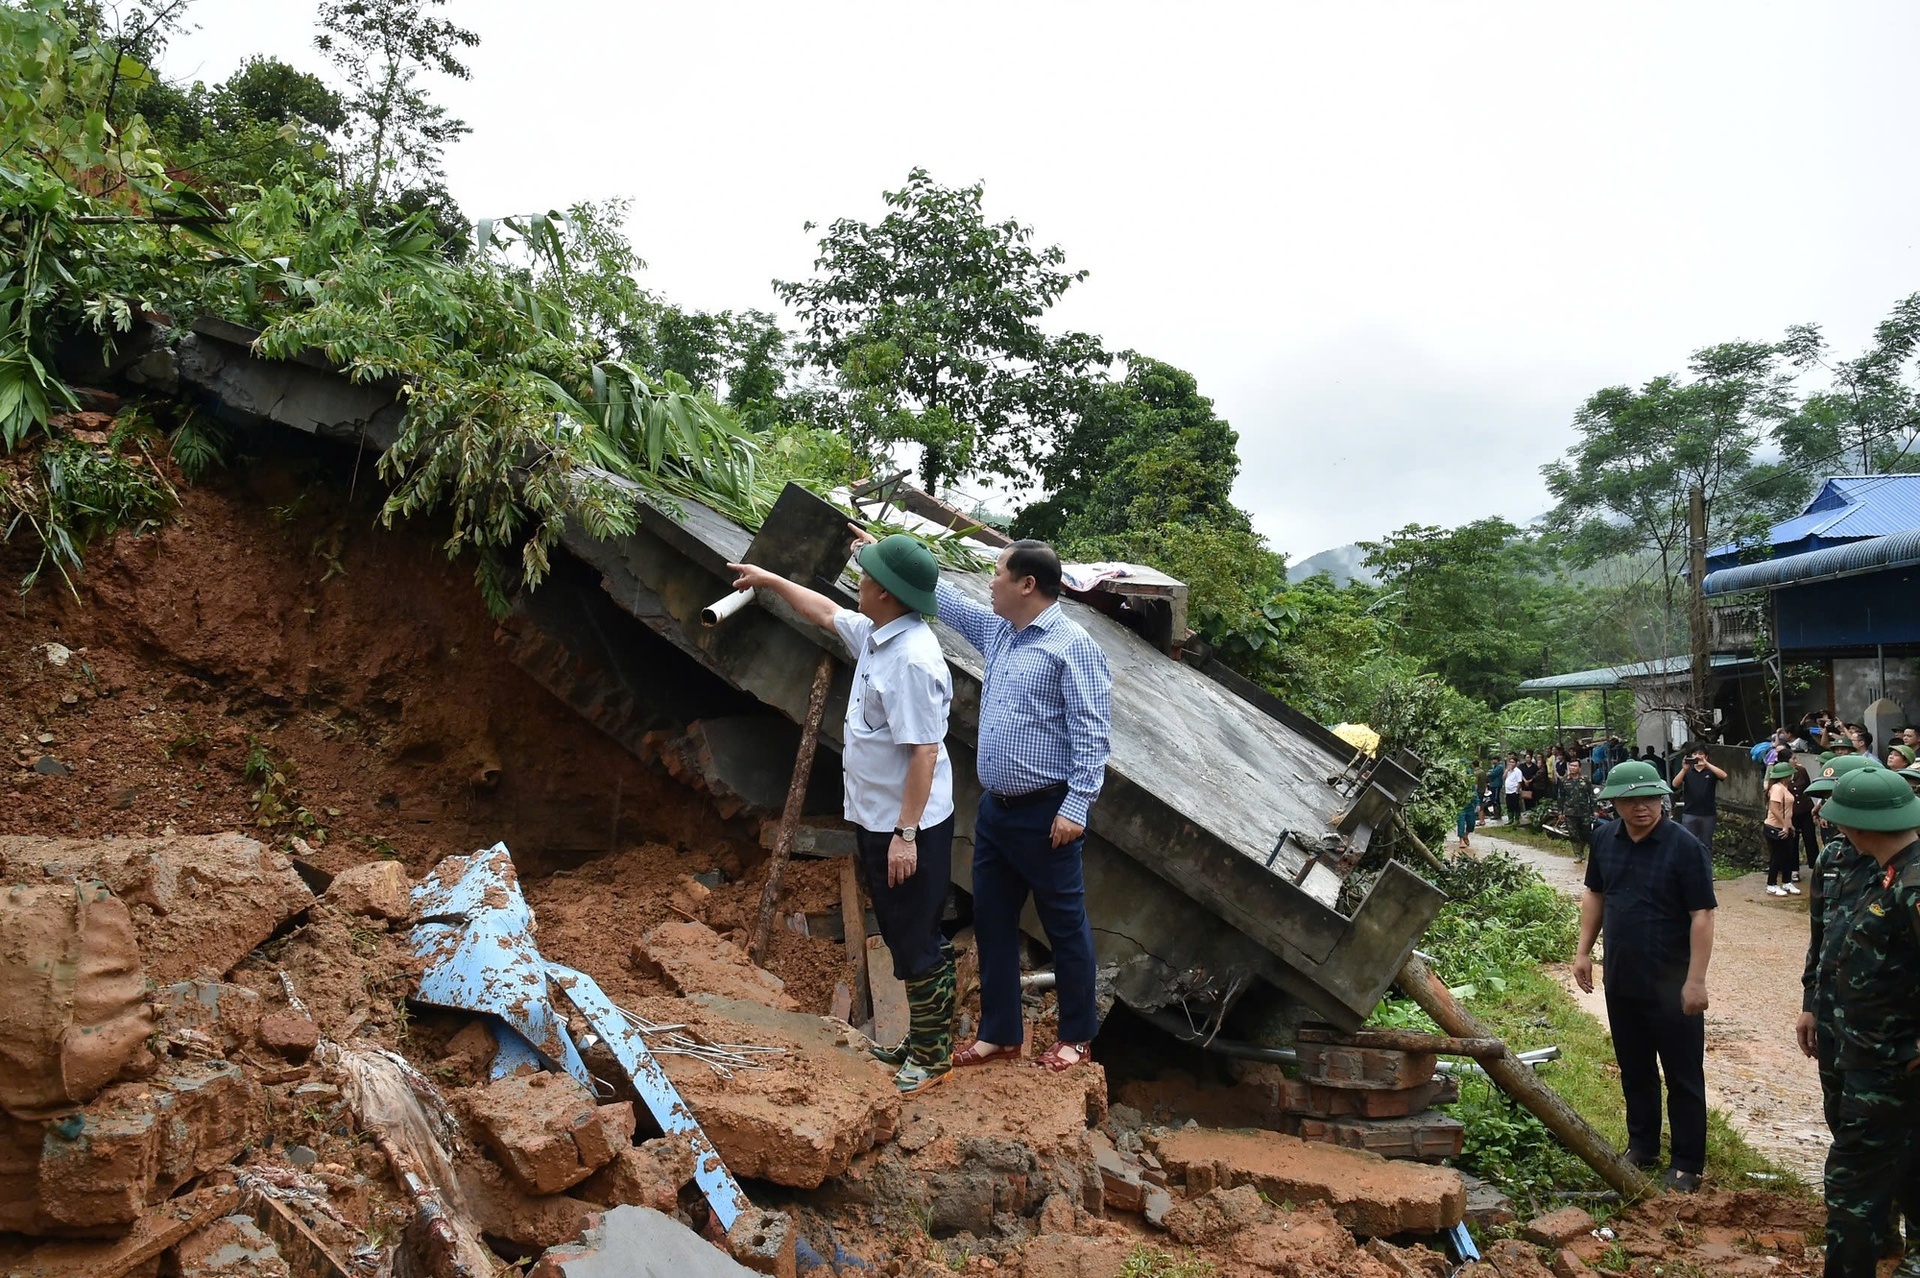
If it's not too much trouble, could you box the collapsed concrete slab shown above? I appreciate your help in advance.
[170,1213,290,1277]
[152,319,1443,1040]
[630,921,797,1010]
[529,1204,758,1278]
[1149,1126,1466,1237]
[0,833,313,985]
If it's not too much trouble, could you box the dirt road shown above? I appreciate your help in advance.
[1470,828,1829,1181]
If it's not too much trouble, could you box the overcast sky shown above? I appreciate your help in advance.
[159,2,1920,562]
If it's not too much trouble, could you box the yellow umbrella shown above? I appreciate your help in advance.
[1331,723,1381,757]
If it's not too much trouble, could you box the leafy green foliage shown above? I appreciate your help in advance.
[1016,355,1248,542]
[1,432,176,594]
[1116,1246,1217,1278]
[313,0,478,214]
[777,168,1107,490]
[1778,295,1920,475]
[134,55,344,194]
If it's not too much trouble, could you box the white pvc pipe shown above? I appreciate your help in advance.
[701,587,756,627]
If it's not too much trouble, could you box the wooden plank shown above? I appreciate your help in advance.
[839,857,871,1029]
[866,935,910,1048]
[248,1191,354,1278]
[749,654,836,964]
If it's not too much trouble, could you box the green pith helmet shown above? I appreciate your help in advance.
[1806,755,1882,796]
[1901,765,1920,792]
[858,534,941,615]
[1831,738,1857,754]
[1819,751,1837,764]
[1890,744,1918,768]
[1821,766,1920,832]
[1767,761,1796,780]
[1597,759,1667,799]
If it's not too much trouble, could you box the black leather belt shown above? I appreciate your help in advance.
[990,781,1069,809]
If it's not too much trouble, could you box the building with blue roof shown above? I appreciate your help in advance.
[1702,473,1920,748]
[1705,474,1920,572]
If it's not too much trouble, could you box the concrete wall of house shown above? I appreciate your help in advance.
[1832,656,1919,726]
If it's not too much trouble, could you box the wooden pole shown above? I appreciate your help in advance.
[1393,812,1448,874]
[1297,1026,1507,1060]
[750,654,836,965]
[1396,953,1654,1201]
[839,856,872,1029]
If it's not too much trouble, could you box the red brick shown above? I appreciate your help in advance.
[1521,1206,1598,1248]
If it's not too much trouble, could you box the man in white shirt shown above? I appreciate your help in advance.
[727,532,957,1092]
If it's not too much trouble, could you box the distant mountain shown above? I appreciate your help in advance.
[1288,543,1377,586]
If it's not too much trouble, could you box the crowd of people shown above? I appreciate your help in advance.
[1467,718,1920,1277]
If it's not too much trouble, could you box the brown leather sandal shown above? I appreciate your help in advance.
[1036,1040,1092,1072]
[952,1040,1018,1068]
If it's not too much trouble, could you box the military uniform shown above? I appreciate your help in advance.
[1815,768,1920,1278]
[1805,832,1873,1128]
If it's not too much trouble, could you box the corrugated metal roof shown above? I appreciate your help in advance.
[1706,474,1920,568]
[1702,528,1920,597]
[1516,654,1756,693]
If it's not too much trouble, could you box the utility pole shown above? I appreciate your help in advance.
[1687,485,1710,737]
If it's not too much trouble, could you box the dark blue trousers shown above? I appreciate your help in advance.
[972,792,1098,1045]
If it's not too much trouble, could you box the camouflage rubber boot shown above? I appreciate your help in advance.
[893,954,957,1094]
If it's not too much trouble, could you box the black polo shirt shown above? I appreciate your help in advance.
[1677,765,1718,818]
[1585,814,1717,1008]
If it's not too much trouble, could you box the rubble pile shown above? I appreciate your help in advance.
[0,468,1828,1277]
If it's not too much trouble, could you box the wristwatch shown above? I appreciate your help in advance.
[893,825,918,844]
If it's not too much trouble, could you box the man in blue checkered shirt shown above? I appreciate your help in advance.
[929,537,1112,1073]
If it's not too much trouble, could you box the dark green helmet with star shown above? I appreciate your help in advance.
[1597,759,1667,799]
[1807,755,1882,796]
[1820,767,1920,832]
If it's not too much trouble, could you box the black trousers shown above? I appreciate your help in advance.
[1605,988,1709,1173]
[853,815,955,982]
[1765,825,1799,885]
[1796,813,1821,869]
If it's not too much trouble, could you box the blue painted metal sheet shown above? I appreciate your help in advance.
[1704,529,1920,598]
[1776,564,1920,649]
[409,843,754,1232]
[409,843,591,1086]
[548,963,753,1231]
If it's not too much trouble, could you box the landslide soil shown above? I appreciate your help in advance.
[0,444,835,1008]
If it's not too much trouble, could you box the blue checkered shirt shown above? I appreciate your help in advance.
[935,581,1112,825]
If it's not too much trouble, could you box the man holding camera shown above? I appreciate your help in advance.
[1671,744,1728,851]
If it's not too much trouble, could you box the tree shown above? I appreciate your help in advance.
[1542,339,1802,665]
[776,168,1106,491]
[1777,295,1920,476]
[135,56,345,193]
[313,0,478,215]
[1014,355,1248,542]
[1358,519,1567,707]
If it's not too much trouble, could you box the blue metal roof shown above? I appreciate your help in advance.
[1516,653,1757,693]
[1702,528,1920,597]
[1705,474,1920,572]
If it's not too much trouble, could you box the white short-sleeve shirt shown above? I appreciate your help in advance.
[831,610,955,834]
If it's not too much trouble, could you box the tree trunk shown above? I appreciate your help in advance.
[1687,485,1711,738]
[1397,954,1656,1201]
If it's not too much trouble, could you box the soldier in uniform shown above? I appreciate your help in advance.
[1796,757,1884,1131]
[1815,767,1920,1278]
